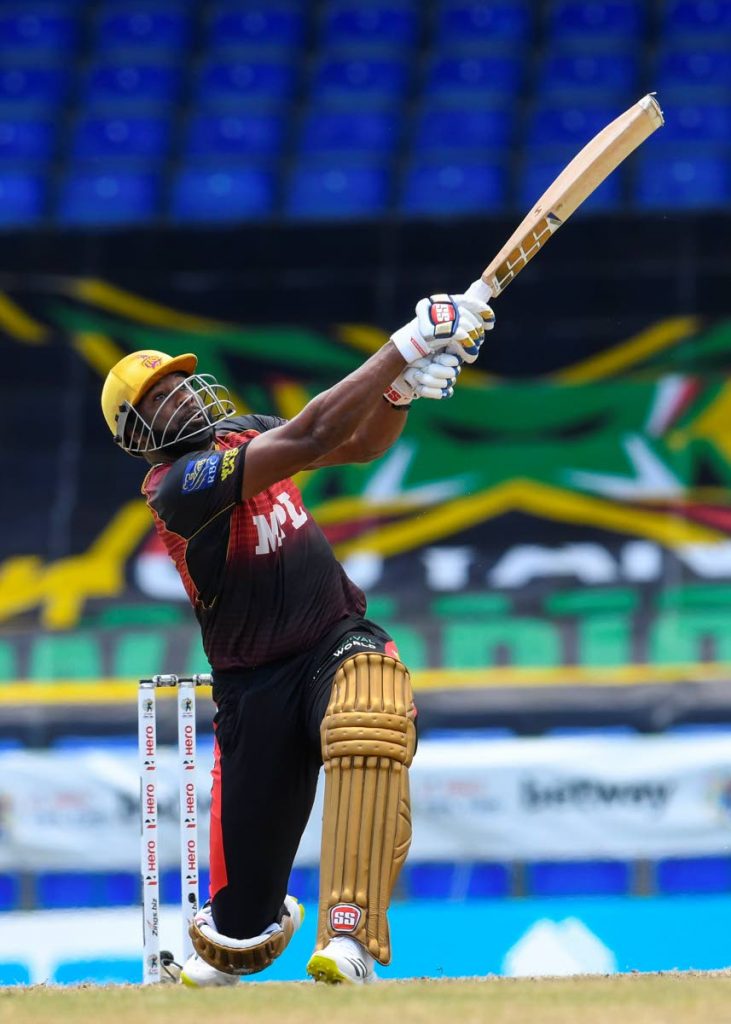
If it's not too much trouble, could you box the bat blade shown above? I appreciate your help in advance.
[482,94,664,298]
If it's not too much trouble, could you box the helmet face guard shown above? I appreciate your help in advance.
[115,373,235,457]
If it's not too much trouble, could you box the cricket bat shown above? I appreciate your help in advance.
[479,94,664,299]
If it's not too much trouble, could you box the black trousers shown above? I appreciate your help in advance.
[209,615,402,939]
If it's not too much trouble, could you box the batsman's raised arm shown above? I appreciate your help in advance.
[242,289,493,496]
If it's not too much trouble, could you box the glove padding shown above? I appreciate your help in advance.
[390,284,495,365]
[384,352,462,407]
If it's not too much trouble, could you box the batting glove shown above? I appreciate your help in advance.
[384,352,462,408]
[390,288,495,365]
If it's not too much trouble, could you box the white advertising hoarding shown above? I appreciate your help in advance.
[2,733,731,869]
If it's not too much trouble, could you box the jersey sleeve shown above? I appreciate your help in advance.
[216,413,287,434]
[150,446,247,539]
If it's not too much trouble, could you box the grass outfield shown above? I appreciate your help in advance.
[2,974,731,1024]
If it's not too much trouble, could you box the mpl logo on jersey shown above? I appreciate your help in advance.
[330,903,362,933]
[182,453,222,493]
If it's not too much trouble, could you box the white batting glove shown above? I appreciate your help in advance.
[390,288,495,365]
[384,352,462,407]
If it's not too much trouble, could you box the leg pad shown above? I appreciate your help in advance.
[317,652,415,965]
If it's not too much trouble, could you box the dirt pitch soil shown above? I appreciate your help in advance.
[2,973,731,1024]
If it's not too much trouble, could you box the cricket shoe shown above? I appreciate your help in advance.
[306,936,378,985]
[180,895,304,988]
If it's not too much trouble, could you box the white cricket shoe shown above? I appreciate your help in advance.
[306,936,378,985]
[180,951,239,988]
[180,894,304,988]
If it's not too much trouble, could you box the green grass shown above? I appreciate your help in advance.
[2,974,731,1024]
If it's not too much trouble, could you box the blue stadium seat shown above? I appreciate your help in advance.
[0,874,19,910]
[58,169,160,226]
[424,52,523,100]
[0,172,45,226]
[97,7,191,55]
[72,115,170,162]
[0,119,54,162]
[540,50,638,98]
[171,166,275,222]
[660,102,731,143]
[635,151,731,209]
[298,108,399,156]
[51,735,137,750]
[664,1,731,38]
[528,103,620,148]
[84,61,182,110]
[0,11,78,55]
[208,3,304,53]
[436,1,532,46]
[185,111,285,158]
[321,1,419,50]
[311,56,409,104]
[412,105,513,156]
[656,856,731,894]
[36,872,137,908]
[401,160,506,215]
[0,66,70,113]
[407,862,457,898]
[286,162,389,219]
[520,152,622,211]
[547,1,644,41]
[656,47,731,92]
[467,863,511,898]
[527,860,631,896]
[197,57,296,107]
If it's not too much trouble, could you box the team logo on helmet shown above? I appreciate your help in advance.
[140,354,163,369]
[329,903,362,933]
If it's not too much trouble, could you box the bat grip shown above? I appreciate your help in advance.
[464,278,494,303]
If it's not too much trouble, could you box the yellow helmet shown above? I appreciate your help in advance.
[101,349,198,441]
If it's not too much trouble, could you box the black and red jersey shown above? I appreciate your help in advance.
[141,414,366,671]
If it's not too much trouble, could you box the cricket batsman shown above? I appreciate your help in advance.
[101,284,494,985]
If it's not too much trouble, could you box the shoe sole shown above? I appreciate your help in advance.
[306,954,357,985]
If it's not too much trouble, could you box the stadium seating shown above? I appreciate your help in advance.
[663,0,731,38]
[96,7,192,55]
[184,110,286,159]
[0,172,45,225]
[171,165,275,222]
[0,11,79,56]
[207,3,305,52]
[298,107,400,157]
[656,856,731,894]
[0,119,55,163]
[311,56,410,104]
[0,0,724,226]
[197,56,297,107]
[401,160,506,215]
[635,152,731,209]
[435,1,533,46]
[58,169,161,226]
[71,115,171,162]
[527,860,632,896]
[83,61,183,111]
[546,1,645,42]
[320,1,420,50]
[287,162,389,219]
[0,66,71,114]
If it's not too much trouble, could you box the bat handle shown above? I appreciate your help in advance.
[464,277,494,302]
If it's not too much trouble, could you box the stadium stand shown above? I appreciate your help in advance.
[0,0,723,225]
